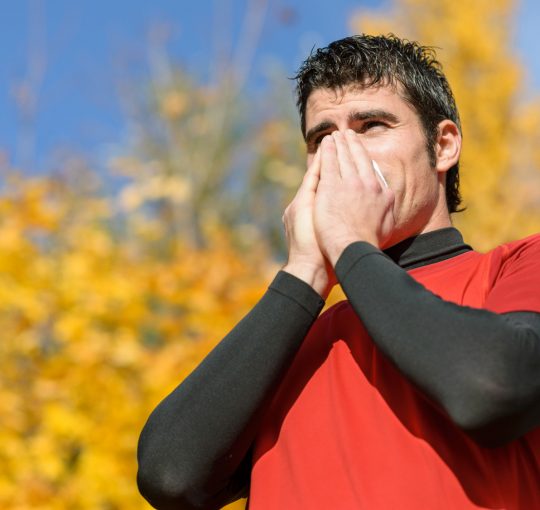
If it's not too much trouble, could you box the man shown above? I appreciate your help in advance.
[137,35,540,509]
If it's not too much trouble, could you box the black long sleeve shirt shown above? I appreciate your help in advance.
[137,228,540,510]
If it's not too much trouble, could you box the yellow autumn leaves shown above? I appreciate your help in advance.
[0,175,272,509]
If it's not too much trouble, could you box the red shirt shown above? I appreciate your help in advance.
[249,234,540,509]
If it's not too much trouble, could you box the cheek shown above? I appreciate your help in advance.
[362,141,403,188]
[360,137,388,159]
[361,137,401,172]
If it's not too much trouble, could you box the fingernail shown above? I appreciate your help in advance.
[346,129,356,136]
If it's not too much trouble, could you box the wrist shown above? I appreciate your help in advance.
[282,261,329,298]
[326,236,378,267]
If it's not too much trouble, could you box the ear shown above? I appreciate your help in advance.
[435,120,461,173]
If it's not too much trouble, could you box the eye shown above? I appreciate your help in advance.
[360,120,386,133]
[314,133,328,144]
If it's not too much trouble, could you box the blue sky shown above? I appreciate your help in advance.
[0,0,539,174]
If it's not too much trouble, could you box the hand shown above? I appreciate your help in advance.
[282,148,336,298]
[314,130,396,266]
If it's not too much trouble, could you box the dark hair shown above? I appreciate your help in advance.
[293,34,463,213]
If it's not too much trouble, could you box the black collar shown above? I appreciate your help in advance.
[383,227,473,270]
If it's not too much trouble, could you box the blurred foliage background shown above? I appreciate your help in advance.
[1,0,539,508]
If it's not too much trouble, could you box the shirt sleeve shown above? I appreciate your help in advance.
[137,270,324,510]
[485,233,540,314]
[335,240,540,447]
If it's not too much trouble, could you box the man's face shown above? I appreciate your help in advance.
[304,84,451,246]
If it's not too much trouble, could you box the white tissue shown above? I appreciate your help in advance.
[371,160,388,188]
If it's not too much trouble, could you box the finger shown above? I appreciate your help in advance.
[292,148,321,204]
[301,145,322,193]
[332,130,357,180]
[291,147,321,206]
[320,134,339,182]
[345,129,380,188]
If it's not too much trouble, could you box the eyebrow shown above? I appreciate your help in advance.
[305,109,400,144]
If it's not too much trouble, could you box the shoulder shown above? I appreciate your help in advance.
[487,232,540,275]
[490,232,540,259]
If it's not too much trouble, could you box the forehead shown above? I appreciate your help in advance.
[305,84,416,128]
